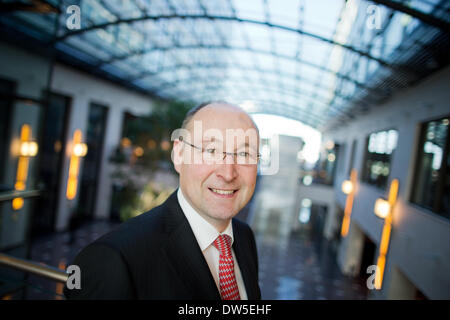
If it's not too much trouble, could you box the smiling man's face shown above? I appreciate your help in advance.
[173,103,259,232]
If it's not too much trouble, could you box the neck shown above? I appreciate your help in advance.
[179,188,231,233]
[206,216,230,234]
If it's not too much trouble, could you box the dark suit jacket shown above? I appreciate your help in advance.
[64,190,261,300]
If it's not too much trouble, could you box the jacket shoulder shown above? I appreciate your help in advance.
[232,217,254,236]
[90,201,170,260]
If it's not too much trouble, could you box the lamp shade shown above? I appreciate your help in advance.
[73,143,88,157]
[20,141,38,157]
[374,198,390,219]
[341,180,353,195]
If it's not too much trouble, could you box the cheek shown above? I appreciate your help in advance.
[182,164,215,187]
[239,167,257,188]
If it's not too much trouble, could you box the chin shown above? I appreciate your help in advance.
[208,209,238,221]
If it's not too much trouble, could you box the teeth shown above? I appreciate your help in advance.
[211,188,234,195]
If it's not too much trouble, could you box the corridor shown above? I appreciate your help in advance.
[1,0,449,301]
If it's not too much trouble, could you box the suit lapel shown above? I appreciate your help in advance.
[161,191,221,299]
[232,219,259,300]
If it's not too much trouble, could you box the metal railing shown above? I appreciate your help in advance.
[0,253,68,283]
[0,189,41,202]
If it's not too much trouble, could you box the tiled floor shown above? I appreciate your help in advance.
[255,230,367,300]
[25,221,120,299]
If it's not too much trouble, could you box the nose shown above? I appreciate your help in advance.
[215,154,238,182]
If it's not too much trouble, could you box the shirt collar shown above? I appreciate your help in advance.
[177,188,234,251]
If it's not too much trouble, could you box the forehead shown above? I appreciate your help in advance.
[187,104,256,132]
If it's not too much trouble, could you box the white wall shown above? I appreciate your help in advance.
[51,64,155,231]
[324,65,450,299]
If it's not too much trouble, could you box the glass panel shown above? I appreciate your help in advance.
[312,143,340,186]
[0,79,15,184]
[32,93,70,236]
[75,103,108,223]
[1,0,446,129]
[411,116,450,219]
[348,139,357,176]
[361,129,398,189]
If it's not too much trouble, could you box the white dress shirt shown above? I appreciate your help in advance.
[177,188,248,300]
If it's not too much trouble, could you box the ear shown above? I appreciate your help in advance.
[171,139,183,174]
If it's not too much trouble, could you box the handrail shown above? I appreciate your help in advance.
[0,189,41,202]
[0,253,68,283]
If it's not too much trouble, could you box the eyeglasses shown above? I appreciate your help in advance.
[181,139,260,165]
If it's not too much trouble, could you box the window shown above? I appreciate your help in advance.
[411,116,450,220]
[76,102,108,221]
[0,78,15,183]
[32,92,71,235]
[312,142,340,186]
[336,142,347,175]
[348,139,357,176]
[361,129,398,189]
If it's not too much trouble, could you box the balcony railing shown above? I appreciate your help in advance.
[0,253,68,283]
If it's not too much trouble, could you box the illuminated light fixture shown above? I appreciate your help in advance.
[340,169,357,237]
[325,140,335,150]
[134,146,144,157]
[374,179,399,290]
[160,140,171,151]
[302,175,313,186]
[12,197,24,211]
[13,124,38,210]
[20,141,38,157]
[66,130,88,200]
[341,180,353,195]
[301,198,312,208]
[73,142,88,157]
[121,137,131,148]
[374,198,390,219]
[327,153,336,162]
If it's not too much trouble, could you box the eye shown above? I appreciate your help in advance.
[205,148,216,154]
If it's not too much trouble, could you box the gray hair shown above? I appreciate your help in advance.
[181,101,228,129]
[181,101,259,136]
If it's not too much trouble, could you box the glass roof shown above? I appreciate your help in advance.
[1,0,449,129]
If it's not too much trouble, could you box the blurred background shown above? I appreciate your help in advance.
[0,0,449,300]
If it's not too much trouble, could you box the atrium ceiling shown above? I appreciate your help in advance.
[1,0,449,130]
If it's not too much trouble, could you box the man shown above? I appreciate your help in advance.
[64,101,261,300]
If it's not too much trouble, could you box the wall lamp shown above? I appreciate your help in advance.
[340,169,357,237]
[13,124,38,210]
[66,130,88,200]
[374,179,399,290]
[374,198,390,219]
[341,179,354,195]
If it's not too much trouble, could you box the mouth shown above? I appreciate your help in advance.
[208,187,239,198]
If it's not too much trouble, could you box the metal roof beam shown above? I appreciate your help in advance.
[95,43,368,89]
[152,72,351,111]
[54,14,392,66]
[181,86,338,123]
[368,0,450,33]
[131,62,353,99]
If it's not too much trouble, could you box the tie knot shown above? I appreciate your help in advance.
[213,234,232,257]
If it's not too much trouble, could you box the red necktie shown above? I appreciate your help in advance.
[213,234,241,300]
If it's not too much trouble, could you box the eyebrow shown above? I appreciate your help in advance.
[202,140,257,150]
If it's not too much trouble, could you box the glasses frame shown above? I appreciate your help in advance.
[180,138,261,164]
